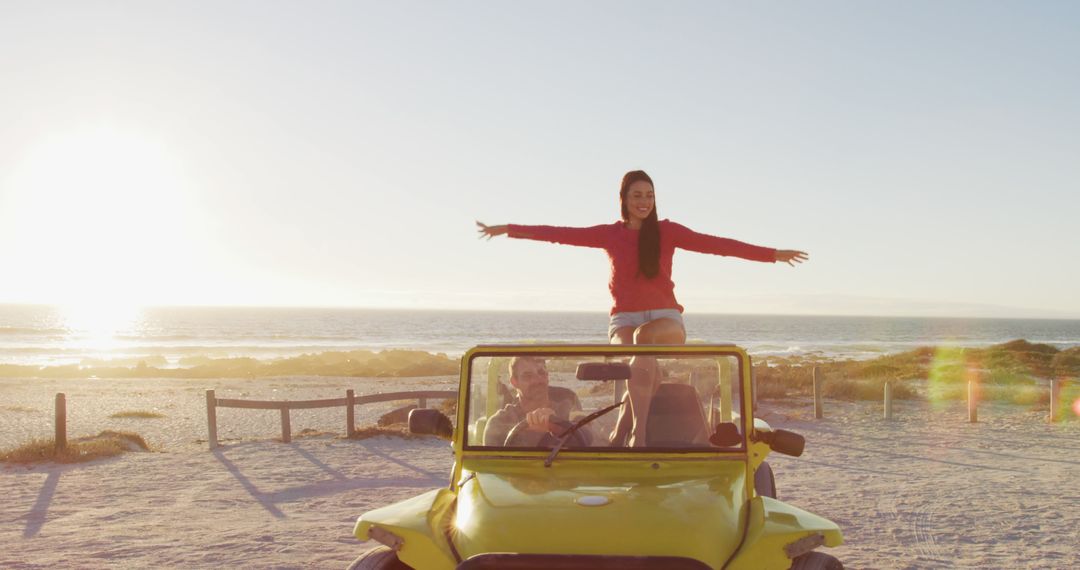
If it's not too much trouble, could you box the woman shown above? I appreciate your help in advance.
[477,170,807,446]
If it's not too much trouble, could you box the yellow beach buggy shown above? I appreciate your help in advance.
[350,344,843,569]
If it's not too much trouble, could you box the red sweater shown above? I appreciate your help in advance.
[508,220,777,314]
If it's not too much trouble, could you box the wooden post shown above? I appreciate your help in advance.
[813,366,823,419]
[419,397,427,409]
[751,366,758,410]
[206,390,218,450]
[281,406,291,443]
[968,380,978,423]
[883,382,893,420]
[696,371,713,426]
[346,389,356,437]
[55,393,67,452]
[719,361,732,423]
[1049,379,1058,423]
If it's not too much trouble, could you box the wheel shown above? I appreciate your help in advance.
[790,551,843,570]
[755,461,777,499]
[347,546,410,570]
[504,418,590,448]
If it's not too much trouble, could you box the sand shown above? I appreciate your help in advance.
[3,376,1079,569]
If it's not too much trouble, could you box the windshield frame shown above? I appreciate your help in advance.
[459,344,750,456]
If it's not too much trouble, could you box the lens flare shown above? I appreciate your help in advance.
[928,345,979,408]
[1072,397,1080,418]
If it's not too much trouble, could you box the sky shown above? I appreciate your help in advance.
[1,1,1078,318]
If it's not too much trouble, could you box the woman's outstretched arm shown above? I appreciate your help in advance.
[476,220,609,248]
[476,221,508,239]
[667,221,809,266]
[774,250,809,266]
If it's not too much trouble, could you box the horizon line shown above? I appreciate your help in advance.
[1,302,1078,322]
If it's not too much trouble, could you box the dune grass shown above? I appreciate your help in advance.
[3,405,37,413]
[928,382,1080,409]
[109,410,166,419]
[292,428,337,439]
[1,348,460,379]
[583,381,614,397]
[823,378,921,401]
[753,339,1080,406]
[346,424,428,440]
[1,430,149,465]
[437,397,457,416]
[757,378,795,401]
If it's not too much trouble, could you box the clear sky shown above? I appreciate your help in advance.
[1,1,1077,318]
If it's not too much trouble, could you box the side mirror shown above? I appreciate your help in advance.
[408,409,453,440]
[709,422,742,447]
[576,362,633,381]
[756,428,805,457]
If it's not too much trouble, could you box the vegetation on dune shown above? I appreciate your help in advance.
[926,383,1061,407]
[109,410,166,419]
[293,428,338,439]
[583,381,614,397]
[756,339,1079,403]
[0,349,459,379]
[1052,347,1080,377]
[80,355,169,368]
[188,349,458,377]
[346,425,429,440]
[822,378,920,402]
[1,339,1076,410]
[1,430,150,465]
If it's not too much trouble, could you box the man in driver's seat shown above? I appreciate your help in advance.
[483,356,593,447]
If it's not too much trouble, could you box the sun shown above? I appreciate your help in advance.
[61,301,140,353]
[3,124,201,306]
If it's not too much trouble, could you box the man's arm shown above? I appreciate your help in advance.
[483,409,516,446]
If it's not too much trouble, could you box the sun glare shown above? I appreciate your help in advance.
[4,125,200,305]
[61,302,140,352]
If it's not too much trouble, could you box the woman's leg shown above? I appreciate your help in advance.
[608,327,635,445]
[610,327,635,345]
[626,318,686,446]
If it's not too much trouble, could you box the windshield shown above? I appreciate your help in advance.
[464,350,746,452]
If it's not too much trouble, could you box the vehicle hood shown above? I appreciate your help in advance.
[453,460,748,566]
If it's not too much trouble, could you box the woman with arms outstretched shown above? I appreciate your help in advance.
[477,170,807,446]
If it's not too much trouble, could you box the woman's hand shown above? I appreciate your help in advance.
[476,221,508,239]
[775,250,809,266]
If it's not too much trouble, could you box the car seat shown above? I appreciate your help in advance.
[547,385,583,413]
[645,383,710,447]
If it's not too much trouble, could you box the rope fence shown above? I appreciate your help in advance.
[805,365,1071,424]
[204,389,455,450]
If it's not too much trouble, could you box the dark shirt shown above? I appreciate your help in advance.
[483,387,588,446]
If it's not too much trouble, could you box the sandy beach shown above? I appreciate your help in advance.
[3,375,1079,569]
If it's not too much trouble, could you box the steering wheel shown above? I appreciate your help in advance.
[504,418,589,448]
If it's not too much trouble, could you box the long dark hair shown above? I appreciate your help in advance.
[619,170,660,278]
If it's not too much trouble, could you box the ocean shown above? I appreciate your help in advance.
[2,304,1079,367]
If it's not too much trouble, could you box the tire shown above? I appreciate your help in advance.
[755,461,777,499]
[346,546,410,570]
[790,551,843,570]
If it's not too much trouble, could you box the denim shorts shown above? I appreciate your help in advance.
[608,308,685,340]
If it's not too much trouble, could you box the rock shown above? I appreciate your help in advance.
[377,404,418,427]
